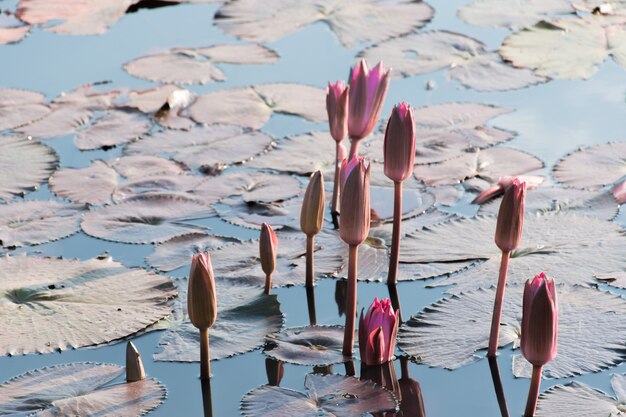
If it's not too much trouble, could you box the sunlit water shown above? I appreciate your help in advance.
[1,0,626,415]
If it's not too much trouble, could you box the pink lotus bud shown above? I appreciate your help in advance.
[300,171,325,236]
[259,223,278,276]
[521,272,558,366]
[614,180,626,204]
[327,81,349,143]
[358,298,399,366]
[495,178,526,252]
[187,252,217,330]
[473,175,541,205]
[348,59,391,140]
[384,102,416,183]
[339,156,371,246]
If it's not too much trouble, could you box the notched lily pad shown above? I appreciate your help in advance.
[0,88,50,130]
[147,233,239,272]
[49,160,118,205]
[0,362,165,416]
[75,110,151,151]
[240,373,398,417]
[0,200,84,247]
[553,142,626,190]
[458,0,573,29]
[265,326,352,366]
[154,279,283,362]
[0,254,176,355]
[111,155,185,179]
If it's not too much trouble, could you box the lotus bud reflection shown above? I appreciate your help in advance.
[326,81,349,143]
[358,298,399,366]
[521,273,558,366]
[339,156,371,247]
[384,102,415,183]
[495,178,526,253]
[259,223,278,294]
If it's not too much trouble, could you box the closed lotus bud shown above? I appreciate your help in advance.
[339,157,370,246]
[300,171,325,236]
[259,223,278,276]
[125,341,145,382]
[348,59,391,140]
[495,178,526,252]
[384,103,416,183]
[521,273,558,366]
[327,81,349,143]
[187,252,217,330]
[358,298,399,366]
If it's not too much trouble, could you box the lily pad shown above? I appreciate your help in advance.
[16,104,92,139]
[125,85,182,114]
[399,285,626,379]
[75,110,151,150]
[111,155,185,179]
[124,125,272,172]
[124,44,279,84]
[216,198,303,230]
[413,147,544,186]
[0,88,50,130]
[0,200,84,247]
[81,194,215,244]
[535,374,626,417]
[359,31,546,91]
[215,0,432,47]
[241,373,397,417]
[0,254,176,355]
[0,362,165,416]
[401,213,626,292]
[154,278,283,361]
[111,173,206,203]
[553,142,626,189]
[0,25,30,45]
[265,326,352,366]
[49,160,118,205]
[458,0,573,29]
[188,83,325,129]
[0,135,58,201]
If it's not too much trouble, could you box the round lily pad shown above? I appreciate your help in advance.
[75,110,151,151]
[49,160,118,205]
[0,254,176,355]
[0,88,49,130]
[553,142,626,190]
[265,326,352,366]
[458,0,573,29]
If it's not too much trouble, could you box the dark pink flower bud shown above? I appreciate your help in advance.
[384,102,416,183]
[358,298,399,366]
[495,178,526,252]
[521,273,558,366]
[348,60,391,140]
[326,81,349,143]
[259,223,278,276]
[339,156,370,246]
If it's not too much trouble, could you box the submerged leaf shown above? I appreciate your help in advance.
[0,254,176,355]
[553,142,626,189]
[265,326,352,366]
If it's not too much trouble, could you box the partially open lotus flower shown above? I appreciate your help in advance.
[521,272,558,366]
[326,81,349,143]
[495,178,526,253]
[472,175,542,205]
[358,298,399,366]
[339,156,371,247]
[259,223,278,294]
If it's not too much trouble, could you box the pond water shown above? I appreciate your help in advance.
[2,0,626,416]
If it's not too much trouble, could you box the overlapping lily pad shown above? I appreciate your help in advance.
[359,31,546,91]
[188,84,326,129]
[215,0,432,47]
[49,160,119,205]
[265,326,351,366]
[216,198,303,230]
[154,279,283,362]
[124,44,279,84]
[240,373,398,417]
[536,374,626,417]
[0,25,30,45]
[0,362,165,416]
[0,200,84,247]
[0,254,176,355]
[399,285,626,379]
[458,0,573,29]
[112,155,185,179]
[0,135,58,201]
[553,142,626,189]
[81,194,215,244]
[0,88,50,130]
[75,110,151,150]
[401,213,626,292]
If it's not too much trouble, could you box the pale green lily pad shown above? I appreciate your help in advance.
[553,142,626,189]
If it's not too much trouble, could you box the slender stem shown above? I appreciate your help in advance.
[344,360,356,376]
[264,273,272,295]
[331,142,341,229]
[400,357,410,380]
[524,365,543,417]
[487,251,511,357]
[306,285,317,326]
[488,356,510,417]
[200,379,214,417]
[348,138,360,160]
[306,235,315,287]
[200,328,210,379]
[342,245,358,356]
[388,282,403,323]
[387,181,403,286]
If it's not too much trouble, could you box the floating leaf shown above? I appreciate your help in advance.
[147,233,239,272]
[413,147,544,186]
[0,200,84,247]
[401,214,626,292]
[111,155,185,179]
[16,104,92,139]
[0,135,58,201]
[216,198,302,230]
[595,271,626,289]
[0,254,176,355]
[535,374,626,417]
[359,31,546,91]
[0,25,30,45]
[241,373,398,417]
[265,326,352,366]
[124,125,272,172]
[0,362,165,416]
[458,0,573,29]
[75,110,151,150]
[553,142,626,189]
[112,173,206,203]
[124,44,279,84]
[370,186,435,223]
[188,83,325,129]
[215,0,432,47]
[49,160,118,205]
[154,279,283,361]
[81,194,215,244]
[399,285,626,379]
[0,88,49,130]
[125,85,182,113]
